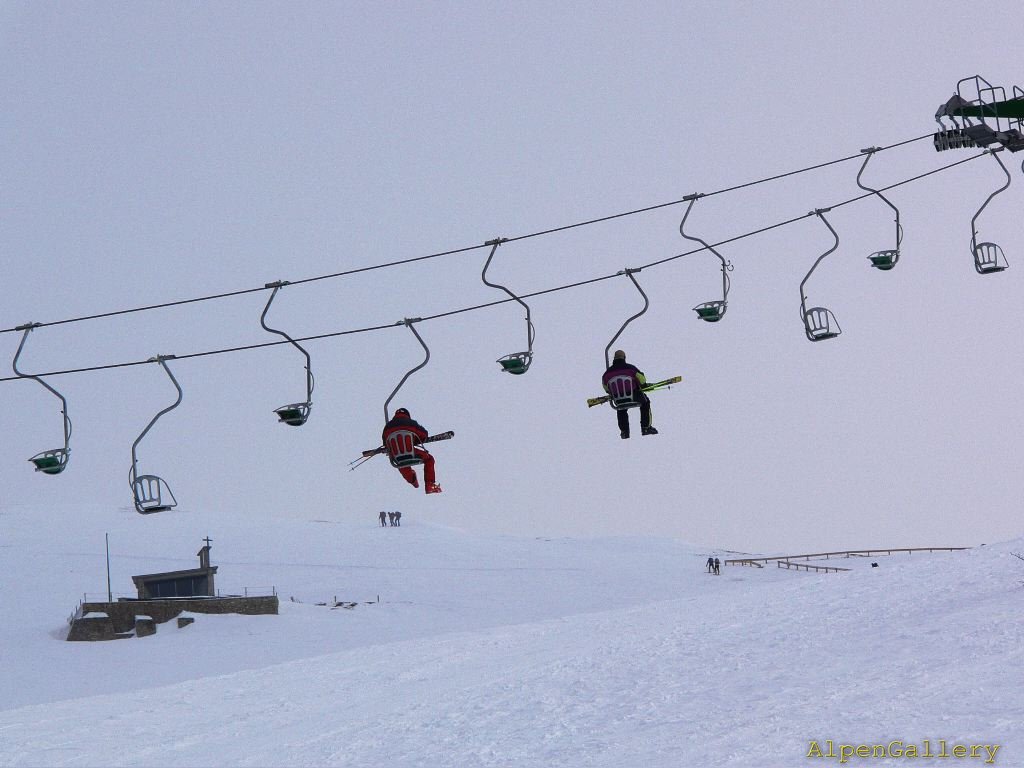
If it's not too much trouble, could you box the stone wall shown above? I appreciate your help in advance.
[67,596,278,640]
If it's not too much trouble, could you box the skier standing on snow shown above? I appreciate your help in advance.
[706,557,715,573]
[714,557,721,575]
[382,408,442,494]
[602,350,658,439]
[379,511,387,527]
[395,510,402,526]
[388,511,396,526]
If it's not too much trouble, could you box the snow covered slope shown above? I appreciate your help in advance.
[0,503,1020,767]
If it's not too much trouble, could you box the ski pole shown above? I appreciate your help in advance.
[348,454,377,471]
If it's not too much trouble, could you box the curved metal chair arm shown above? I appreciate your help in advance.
[970,150,1012,256]
[604,269,649,368]
[482,238,535,370]
[856,149,903,261]
[799,210,841,340]
[383,320,430,423]
[261,281,315,408]
[130,355,183,486]
[679,194,732,316]
[13,323,72,466]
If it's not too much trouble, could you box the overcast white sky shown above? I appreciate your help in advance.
[2,1,1022,553]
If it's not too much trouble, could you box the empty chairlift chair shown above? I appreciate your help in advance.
[481,238,535,374]
[260,281,314,425]
[970,151,1012,274]
[802,306,842,341]
[679,194,733,323]
[11,323,72,475]
[799,210,843,342]
[129,355,182,515]
[856,148,902,271]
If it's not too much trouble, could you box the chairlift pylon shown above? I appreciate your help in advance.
[12,323,72,474]
[855,148,902,271]
[129,355,182,515]
[260,281,315,425]
[970,150,1012,274]
[481,238,535,374]
[935,76,1024,153]
[799,210,842,342]
[679,194,733,322]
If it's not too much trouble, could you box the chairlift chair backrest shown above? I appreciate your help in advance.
[385,429,424,468]
[605,374,640,410]
[803,307,841,341]
[132,474,178,514]
[974,242,1008,274]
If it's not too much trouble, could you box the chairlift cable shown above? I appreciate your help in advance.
[0,150,988,384]
[0,133,934,337]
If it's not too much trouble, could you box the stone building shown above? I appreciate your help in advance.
[131,539,218,599]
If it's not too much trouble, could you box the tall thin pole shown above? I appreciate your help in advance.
[105,533,112,602]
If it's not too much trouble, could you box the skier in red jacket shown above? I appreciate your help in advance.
[382,408,442,494]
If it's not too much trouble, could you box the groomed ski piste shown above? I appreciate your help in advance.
[0,503,1020,767]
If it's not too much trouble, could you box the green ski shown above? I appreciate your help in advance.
[587,376,682,408]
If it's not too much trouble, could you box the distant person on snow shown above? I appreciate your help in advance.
[388,511,396,526]
[382,407,442,494]
[602,349,658,439]
[714,557,721,575]
[379,510,387,527]
[394,510,402,526]
[706,557,715,574]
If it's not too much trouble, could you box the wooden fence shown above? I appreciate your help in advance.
[725,547,968,573]
[776,560,850,573]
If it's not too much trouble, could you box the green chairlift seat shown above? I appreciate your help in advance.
[693,301,725,322]
[29,449,69,475]
[868,250,898,271]
[274,403,311,426]
[497,352,532,375]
